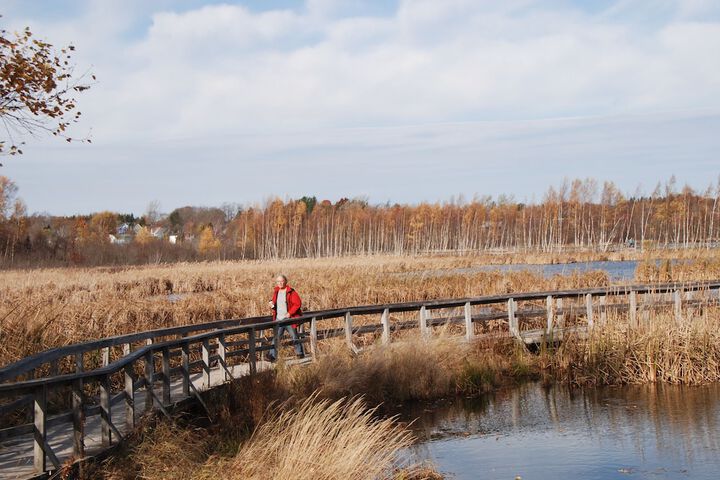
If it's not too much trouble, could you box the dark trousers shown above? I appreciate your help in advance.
[269,324,304,358]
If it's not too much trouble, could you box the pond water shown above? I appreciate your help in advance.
[473,260,640,282]
[402,382,720,479]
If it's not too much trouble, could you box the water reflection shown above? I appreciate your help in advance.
[402,383,720,479]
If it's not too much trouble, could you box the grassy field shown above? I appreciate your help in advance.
[0,253,623,367]
[2,250,719,367]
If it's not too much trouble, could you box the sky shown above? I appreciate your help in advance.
[2,0,720,216]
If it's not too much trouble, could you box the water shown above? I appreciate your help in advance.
[474,260,640,282]
[403,383,720,479]
[407,259,670,282]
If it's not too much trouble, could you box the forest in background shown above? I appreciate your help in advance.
[1,174,719,267]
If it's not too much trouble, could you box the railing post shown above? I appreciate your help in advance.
[102,346,110,367]
[642,291,651,323]
[309,317,318,357]
[345,312,354,350]
[218,333,228,381]
[381,309,391,344]
[100,374,112,447]
[508,298,519,339]
[144,350,154,411]
[162,347,171,405]
[674,289,682,322]
[72,378,85,459]
[75,351,84,396]
[464,302,474,341]
[419,305,429,337]
[249,328,257,374]
[600,295,607,326]
[202,338,211,389]
[124,364,135,432]
[181,342,190,397]
[629,290,637,327]
[556,298,564,329]
[586,293,594,329]
[546,295,554,335]
[33,385,47,473]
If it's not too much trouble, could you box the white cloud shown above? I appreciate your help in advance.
[3,0,720,213]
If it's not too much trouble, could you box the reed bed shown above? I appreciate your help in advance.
[94,394,438,480]
[0,254,611,367]
[551,309,720,385]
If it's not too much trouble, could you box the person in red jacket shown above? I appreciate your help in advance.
[267,274,305,360]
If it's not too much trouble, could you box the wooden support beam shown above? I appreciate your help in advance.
[72,379,84,459]
[555,298,564,329]
[249,328,258,374]
[181,342,190,397]
[508,298,519,339]
[546,295,554,335]
[75,351,84,398]
[33,386,47,473]
[100,374,112,447]
[642,292,651,323]
[102,347,110,368]
[674,289,682,323]
[162,347,171,405]
[381,309,391,344]
[600,295,607,326]
[345,312,354,350]
[464,302,474,341]
[144,351,154,411]
[124,365,135,432]
[629,291,637,327]
[217,334,227,382]
[202,339,211,389]
[586,293,594,329]
[419,306,429,337]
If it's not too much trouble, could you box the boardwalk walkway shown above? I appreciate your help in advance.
[1,361,279,479]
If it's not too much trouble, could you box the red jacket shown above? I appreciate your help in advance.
[271,285,302,322]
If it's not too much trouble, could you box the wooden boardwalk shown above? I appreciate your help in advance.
[0,361,281,479]
[1,280,719,479]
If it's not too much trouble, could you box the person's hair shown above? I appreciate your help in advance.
[276,274,288,282]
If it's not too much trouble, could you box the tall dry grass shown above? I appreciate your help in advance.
[280,335,535,406]
[0,254,611,367]
[95,395,438,480]
[551,309,720,385]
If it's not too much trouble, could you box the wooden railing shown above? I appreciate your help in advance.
[1,280,720,477]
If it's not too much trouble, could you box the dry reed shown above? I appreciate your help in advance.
[0,254,611,367]
[96,395,434,480]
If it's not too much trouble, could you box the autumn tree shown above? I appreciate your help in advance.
[1,16,92,157]
[198,226,221,256]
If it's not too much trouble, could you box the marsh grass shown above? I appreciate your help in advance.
[0,254,612,367]
[551,309,720,385]
[96,394,432,480]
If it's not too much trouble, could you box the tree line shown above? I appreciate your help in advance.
[1,175,719,267]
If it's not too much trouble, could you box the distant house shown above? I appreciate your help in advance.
[151,227,166,239]
[109,234,131,245]
[168,234,178,244]
[117,223,131,235]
